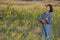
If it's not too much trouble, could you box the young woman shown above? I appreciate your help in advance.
[39,4,53,40]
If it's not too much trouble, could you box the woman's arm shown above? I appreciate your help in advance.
[44,17,49,22]
[40,17,49,24]
[40,19,46,24]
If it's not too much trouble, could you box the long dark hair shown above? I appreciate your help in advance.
[46,4,53,12]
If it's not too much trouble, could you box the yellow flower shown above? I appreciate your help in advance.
[29,31,32,35]
[11,32,16,37]
[14,33,22,40]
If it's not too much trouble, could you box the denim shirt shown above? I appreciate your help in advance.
[38,12,52,24]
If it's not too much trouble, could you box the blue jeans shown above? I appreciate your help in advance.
[42,24,52,40]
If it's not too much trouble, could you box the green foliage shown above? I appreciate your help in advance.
[0,5,60,40]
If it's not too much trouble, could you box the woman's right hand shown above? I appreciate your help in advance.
[40,19,46,24]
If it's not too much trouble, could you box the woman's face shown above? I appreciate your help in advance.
[46,6,50,12]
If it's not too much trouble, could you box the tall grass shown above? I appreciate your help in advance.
[0,4,60,40]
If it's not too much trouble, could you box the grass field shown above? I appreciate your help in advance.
[0,4,60,40]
